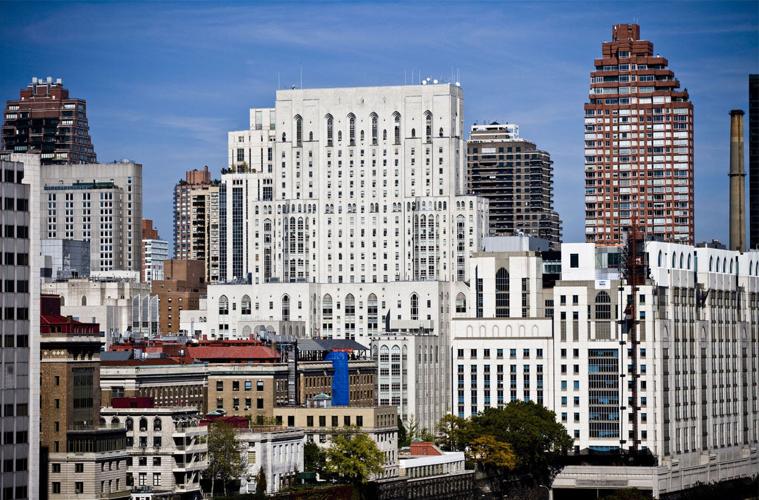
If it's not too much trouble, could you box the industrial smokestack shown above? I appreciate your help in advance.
[729,110,746,252]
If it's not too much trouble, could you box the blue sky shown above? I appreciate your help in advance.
[1,1,757,247]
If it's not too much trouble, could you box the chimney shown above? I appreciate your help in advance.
[729,110,746,251]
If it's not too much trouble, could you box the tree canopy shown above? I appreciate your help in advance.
[468,401,573,484]
[324,432,385,485]
[467,435,517,471]
[206,421,245,497]
[435,401,572,486]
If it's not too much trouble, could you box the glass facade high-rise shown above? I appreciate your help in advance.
[584,24,694,246]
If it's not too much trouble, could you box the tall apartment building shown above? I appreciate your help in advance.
[467,123,561,244]
[222,83,488,285]
[40,295,130,500]
[584,24,694,246]
[750,74,759,249]
[141,219,168,284]
[450,239,759,497]
[41,161,142,272]
[2,77,97,165]
[0,154,40,500]
[173,166,220,281]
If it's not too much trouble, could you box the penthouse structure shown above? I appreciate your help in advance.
[467,123,561,244]
[2,78,97,165]
[584,24,694,246]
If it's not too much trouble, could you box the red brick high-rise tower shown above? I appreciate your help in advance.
[2,77,97,165]
[584,24,694,245]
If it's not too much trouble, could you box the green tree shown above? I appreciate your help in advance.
[436,413,469,451]
[469,401,572,484]
[304,440,326,474]
[397,416,409,447]
[324,432,385,486]
[418,427,435,442]
[467,435,517,471]
[205,421,245,497]
[255,467,267,495]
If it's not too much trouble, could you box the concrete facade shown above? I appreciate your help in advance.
[41,161,142,272]
[222,84,488,285]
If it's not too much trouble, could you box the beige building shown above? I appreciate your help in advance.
[237,426,304,495]
[41,160,142,272]
[100,405,208,498]
[207,364,284,421]
[100,362,208,412]
[207,359,377,421]
[273,405,399,479]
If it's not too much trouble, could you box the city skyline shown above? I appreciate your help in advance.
[1,1,757,249]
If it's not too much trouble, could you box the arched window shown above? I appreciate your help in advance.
[393,112,401,145]
[345,294,356,339]
[281,132,286,142]
[709,256,713,271]
[348,113,356,146]
[295,115,303,146]
[308,131,313,141]
[722,258,726,273]
[367,294,378,332]
[424,111,432,143]
[439,127,444,137]
[338,130,342,142]
[495,268,510,318]
[125,417,133,431]
[241,295,251,315]
[111,417,119,426]
[60,296,65,307]
[455,292,466,313]
[218,295,229,315]
[679,253,684,268]
[383,129,387,141]
[687,254,691,270]
[326,114,334,146]
[360,130,365,142]
[345,294,355,316]
[322,294,333,334]
[672,253,677,268]
[411,128,416,138]
[139,417,148,432]
[153,418,162,431]
[282,295,290,321]
[595,291,611,320]
[730,259,733,274]
[370,113,378,145]
[410,293,419,320]
[658,251,663,267]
